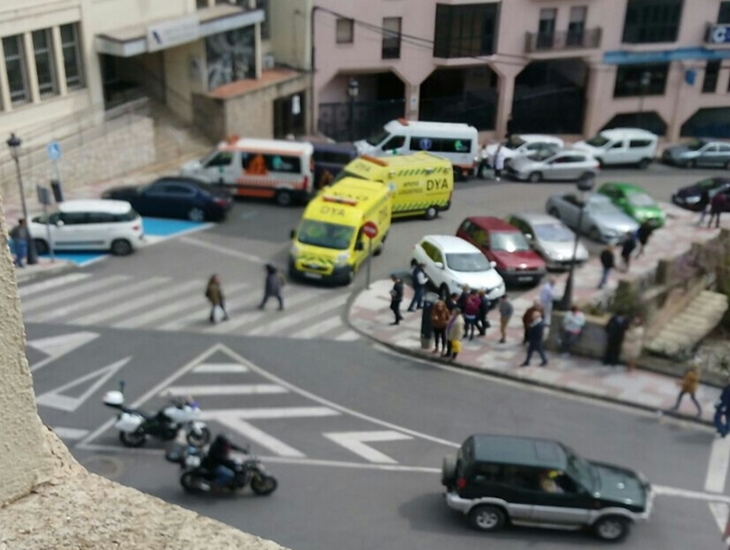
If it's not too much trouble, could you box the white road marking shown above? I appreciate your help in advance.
[27,277,169,323]
[162,384,288,397]
[52,427,90,440]
[19,273,92,298]
[143,223,213,247]
[70,280,202,326]
[192,363,249,374]
[705,436,730,493]
[247,293,349,337]
[27,331,99,360]
[35,357,131,412]
[179,236,267,264]
[709,503,729,534]
[653,484,730,504]
[21,275,129,313]
[289,315,344,339]
[200,407,340,420]
[212,414,305,458]
[324,431,414,464]
[335,330,361,342]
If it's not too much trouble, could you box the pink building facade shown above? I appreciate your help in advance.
[311,0,730,142]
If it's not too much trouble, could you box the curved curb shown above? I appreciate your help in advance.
[345,295,713,429]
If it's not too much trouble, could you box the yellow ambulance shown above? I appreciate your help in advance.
[289,178,391,285]
[335,152,453,220]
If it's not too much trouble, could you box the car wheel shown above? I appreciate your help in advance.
[593,516,631,542]
[580,172,595,181]
[685,159,696,169]
[187,208,205,222]
[439,284,450,301]
[637,158,651,169]
[424,206,438,220]
[33,239,49,255]
[725,161,730,170]
[110,239,133,256]
[548,207,561,219]
[452,167,464,182]
[588,227,602,242]
[275,190,293,207]
[468,505,507,532]
[374,234,386,256]
[528,172,542,183]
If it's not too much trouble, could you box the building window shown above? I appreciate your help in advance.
[32,29,58,99]
[206,27,256,90]
[382,17,402,59]
[196,0,209,8]
[60,24,84,90]
[613,63,669,97]
[567,7,587,46]
[536,9,556,49]
[336,18,354,44]
[256,0,270,40]
[622,0,683,44]
[720,1,730,24]
[434,3,499,58]
[3,35,29,105]
[703,60,720,93]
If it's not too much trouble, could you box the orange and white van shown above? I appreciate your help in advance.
[181,137,315,206]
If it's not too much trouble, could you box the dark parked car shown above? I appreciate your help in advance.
[671,177,730,212]
[442,435,654,542]
[312,143,358,187]
[102,178,233,222]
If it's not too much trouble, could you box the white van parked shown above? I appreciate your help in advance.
[354,119,479,180]
[28,200,144,256]
[573,128,658,168]
[181,137,315,206]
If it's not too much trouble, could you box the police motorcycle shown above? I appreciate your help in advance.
[164,437,278,496]
[103,381,210,448]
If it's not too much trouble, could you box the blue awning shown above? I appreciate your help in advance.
[604,47,730,65]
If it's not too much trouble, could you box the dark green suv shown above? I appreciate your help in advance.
[441,435,653,542]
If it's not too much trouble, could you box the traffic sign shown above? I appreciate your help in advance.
[46,141,61,161]
[362,221,378,239]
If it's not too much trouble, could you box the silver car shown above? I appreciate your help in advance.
[662,139,730,169]
[507,212,589,270]
[507,147,600,183]
[545,193,639,243]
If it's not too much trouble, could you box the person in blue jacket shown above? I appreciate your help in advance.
[714,380,730,437]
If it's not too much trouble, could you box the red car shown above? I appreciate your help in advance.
[456,217,547,286]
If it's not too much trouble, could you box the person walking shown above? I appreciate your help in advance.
[476,289,491,337]
[407,262,429,312]
[714,379,730,437]
[539,277,556,329]
[456,285,470,312]
[669,365,702,417]
[388,274,404,325]
[603,312,628,366]
[477,142,490,179]
[431,299,450,354]
[621,315,644,372]
[521,311,548,367]
[522,300,544,344]
[205,274,229,323]
[9,218,29,268]
[598,244,615,289]
[498,294,513,344]
[258,264,285,311]
[445,308,465,361]
[635,221,654,258]
[708,192,726,229]
[697,188,711,226]
[492,143,505,182]
[559,305,585,356]
[463,289,480,340]
[620,231,637,272]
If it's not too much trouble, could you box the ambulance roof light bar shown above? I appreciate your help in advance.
[360,154,388,166]
[322,195,358,206]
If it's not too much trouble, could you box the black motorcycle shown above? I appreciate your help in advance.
[165,444,278,496]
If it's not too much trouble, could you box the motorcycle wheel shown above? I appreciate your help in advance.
[180,471,208,494]
[119,430,146,448]
[251,474,278,496]
[186,426,211,447]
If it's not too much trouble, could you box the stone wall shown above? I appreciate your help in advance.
[192,94,227,143]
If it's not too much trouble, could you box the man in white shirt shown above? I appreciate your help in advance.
[539,277,556,328]
[560,305,586,355]
[477,142,491,179]
[492,143,505,182]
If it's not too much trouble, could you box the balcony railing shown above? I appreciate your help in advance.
[524,28,602,53]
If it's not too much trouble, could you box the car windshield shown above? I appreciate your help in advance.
[445,253,491,272]
[297,220,354,250]
[332,170,367,185]
[565,448,596,491]
[627,192,655,208]
[534,222,574,242]
[585,135,610,148]
[504,137,526,150]
[490,232,531,252]
[199,147,220,165]
[365,129,390,146]
[686,139,707,151]
[587,198,619,214]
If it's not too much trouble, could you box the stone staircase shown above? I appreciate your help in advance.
[646,290,729,357]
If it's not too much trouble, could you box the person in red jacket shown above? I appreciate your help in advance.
[463,289,481,340]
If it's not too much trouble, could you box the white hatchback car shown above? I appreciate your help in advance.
[485,134,564,166]
[411,235,505,301]
[28,199,144,256]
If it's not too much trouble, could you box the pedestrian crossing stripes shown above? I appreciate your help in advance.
[19,273,360,342]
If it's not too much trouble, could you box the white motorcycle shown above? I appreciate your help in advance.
[103,381,210,448]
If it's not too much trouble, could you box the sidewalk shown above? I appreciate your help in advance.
[349,203,727,425]
[11,257,78,285]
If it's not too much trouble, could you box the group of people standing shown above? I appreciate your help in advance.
[598,220,655,290]
[205,263,285,324]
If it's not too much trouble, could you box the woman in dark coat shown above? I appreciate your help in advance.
[603,312,629,366]
[258,264,284,310]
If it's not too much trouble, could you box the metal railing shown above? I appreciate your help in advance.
[524,28,602,53]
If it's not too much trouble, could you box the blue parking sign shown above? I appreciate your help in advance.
[46,141,61,161]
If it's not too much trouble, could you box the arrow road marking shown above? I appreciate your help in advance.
[28,331,100,372]
[192,363,249,374]
[324,431,414,464]
[208,412,305,458]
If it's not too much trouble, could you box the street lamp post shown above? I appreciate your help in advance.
[7,133,37,265]
[637,71,652,130]
[556,175,595,311]
[347,77,359,143]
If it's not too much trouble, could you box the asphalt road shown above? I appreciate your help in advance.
[26,324,725,550]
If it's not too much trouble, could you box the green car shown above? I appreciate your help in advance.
[597,182,665,228]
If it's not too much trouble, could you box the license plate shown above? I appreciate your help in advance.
[518,276,533,282]
[304,272,322,279]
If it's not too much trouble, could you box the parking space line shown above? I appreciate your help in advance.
[163,384,288,397]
